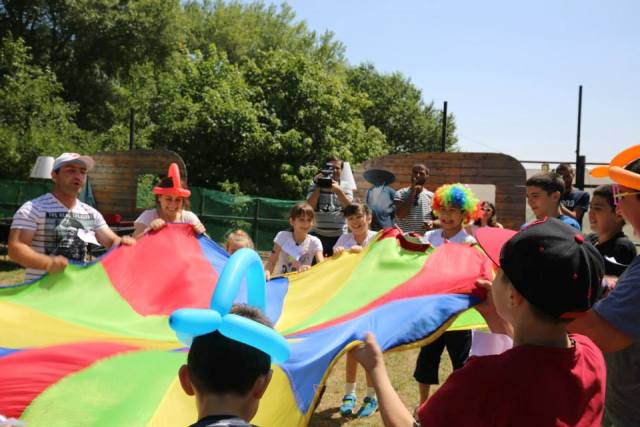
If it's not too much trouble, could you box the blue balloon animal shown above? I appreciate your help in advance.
[169,248,290,364]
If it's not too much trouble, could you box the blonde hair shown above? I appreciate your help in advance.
[225,229,255,254]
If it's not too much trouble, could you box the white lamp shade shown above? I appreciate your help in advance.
[340,162,357,191]
[30,156,55,179]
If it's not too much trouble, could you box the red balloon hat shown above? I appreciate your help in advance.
[591,145,640,190]
[153,163,191,198]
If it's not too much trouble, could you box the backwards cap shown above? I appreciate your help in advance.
[153,163,191,198]
[476,218,604,319]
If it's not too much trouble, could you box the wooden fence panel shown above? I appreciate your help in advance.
[90,150,187,220]
[353,152,526,230]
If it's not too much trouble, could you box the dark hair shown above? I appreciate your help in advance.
[555,163,574,174]
[324,156,344,169]
[154,176,191,210]
[526,172,565,196]
[626,158,640,174]
[501,270,571,325]
[289,202,315,221]
[593,185,615,211]
[474,201,498,227]
[412,163,430,175]
[342,202,370,218]
[528,301,571,325]
[625,159,640,199]
[187,304,272,395]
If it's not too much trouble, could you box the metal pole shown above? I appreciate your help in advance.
[575,86,582,169]
[129,108,135,151]
[575,86,584,189]
[441,101,448,152]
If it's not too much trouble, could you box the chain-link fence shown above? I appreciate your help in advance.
[0,179,298,251]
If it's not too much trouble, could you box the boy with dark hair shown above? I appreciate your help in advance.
[394,163,434,234]
[178,305,274,427]
[556,163,590,227]
[525,172,581,230]
[587,184,636,276]
[353,218,606,427]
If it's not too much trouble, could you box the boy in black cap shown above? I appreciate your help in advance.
[352,218,606,427]
[178,305,273,427]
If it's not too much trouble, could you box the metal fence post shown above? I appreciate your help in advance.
[253,198,260,245]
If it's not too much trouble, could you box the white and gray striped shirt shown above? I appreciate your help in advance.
[394,187,434,234]
[10,193,107,281]
[306,183,353,237]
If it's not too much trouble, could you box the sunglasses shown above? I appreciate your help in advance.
[612,184,640,206]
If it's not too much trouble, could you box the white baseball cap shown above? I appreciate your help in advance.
[52,153,95,171]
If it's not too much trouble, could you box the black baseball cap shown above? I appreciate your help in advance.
[476,218,605,319]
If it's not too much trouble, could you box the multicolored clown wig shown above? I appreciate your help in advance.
[432,183,479,221]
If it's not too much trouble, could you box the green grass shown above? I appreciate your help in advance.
[0,260,455,426]
[0,259,24,285]
[310,348,453,426]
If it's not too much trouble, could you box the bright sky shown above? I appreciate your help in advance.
[265,0,639,164]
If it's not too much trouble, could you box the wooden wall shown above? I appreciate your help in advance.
[90,150,187,220]
[353,152,526,230]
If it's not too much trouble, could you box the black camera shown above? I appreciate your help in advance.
[317,162,335,188]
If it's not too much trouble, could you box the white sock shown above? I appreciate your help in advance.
[366,387,377,398]
[345,382,356,395]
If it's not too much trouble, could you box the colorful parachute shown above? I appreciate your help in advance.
[0,225,492,426]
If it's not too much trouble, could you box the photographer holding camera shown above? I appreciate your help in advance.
[394,163,434,234]
[306,156,353,256]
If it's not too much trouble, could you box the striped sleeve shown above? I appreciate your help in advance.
[10,201,39,231]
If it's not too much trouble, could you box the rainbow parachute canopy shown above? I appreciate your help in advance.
[0,225,491,426]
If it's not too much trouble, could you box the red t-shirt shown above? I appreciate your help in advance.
[418,334,605,427]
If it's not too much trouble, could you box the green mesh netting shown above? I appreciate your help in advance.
[0,180,298,251]
[190,187,299,251]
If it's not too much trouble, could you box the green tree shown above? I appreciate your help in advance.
[0,0,183,131]
[0,36,94,178]
[347,63,457,153]
[182,0,345,68]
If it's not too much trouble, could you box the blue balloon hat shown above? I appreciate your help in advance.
[169,248,290,364]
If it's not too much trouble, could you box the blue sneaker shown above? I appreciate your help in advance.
[356,396,378,418]
[339,393,357,416]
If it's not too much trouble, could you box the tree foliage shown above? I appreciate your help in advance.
[0,36,95,178]
[0,0,456,197]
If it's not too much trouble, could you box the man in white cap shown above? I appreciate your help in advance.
[8,153,135,282]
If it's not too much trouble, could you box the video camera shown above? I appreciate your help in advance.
[317,162,336,188]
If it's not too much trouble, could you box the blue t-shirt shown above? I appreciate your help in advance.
[366,185,396,230]
[558,214,581,231]
[521,215,581,231]
[593,255,640,425]
[561,189,590,227]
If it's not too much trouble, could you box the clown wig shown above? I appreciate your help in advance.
[432,183,479,221]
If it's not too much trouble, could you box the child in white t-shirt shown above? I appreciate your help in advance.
[416,183,478,405]
[333,203,378,256]
[334,203,380,418]
[264,203,324,280]
[133,164,205,238]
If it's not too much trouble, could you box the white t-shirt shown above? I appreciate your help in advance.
[333,230,377,251]
[273,231,322,275]
[134,209,201,227]
[421,228,476,247]
[11,193,108,281]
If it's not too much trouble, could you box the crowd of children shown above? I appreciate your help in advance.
[132,149,639,427]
